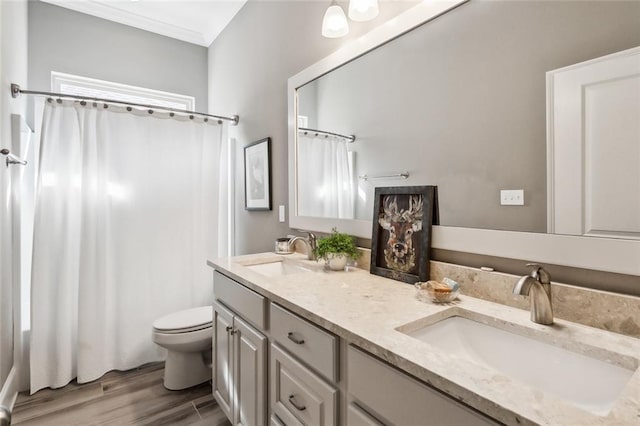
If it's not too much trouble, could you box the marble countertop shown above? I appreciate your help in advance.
[208,252,640,426]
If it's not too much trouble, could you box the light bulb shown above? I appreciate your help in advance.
[348,0,379,22]
[322,3,349,38]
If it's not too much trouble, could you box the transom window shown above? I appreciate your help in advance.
[51,71,195,111]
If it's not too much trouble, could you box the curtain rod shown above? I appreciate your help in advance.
[11,84,239,126]
[299,127,355,143]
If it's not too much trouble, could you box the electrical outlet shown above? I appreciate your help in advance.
[500,189,524,206]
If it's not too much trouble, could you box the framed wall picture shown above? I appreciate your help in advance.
[370,186,437,284]
[244,137,272,210]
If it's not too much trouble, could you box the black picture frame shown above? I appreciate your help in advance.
[370,186,437,284]
[244,137,272,211]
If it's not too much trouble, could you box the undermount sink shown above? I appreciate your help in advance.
[245,260,315,277]
[399,313,636,416]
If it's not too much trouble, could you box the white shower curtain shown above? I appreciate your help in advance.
[297,134,355,219]
[30,100,229,393]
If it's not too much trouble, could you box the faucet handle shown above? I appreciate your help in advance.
[296,230,317,245]
[525,263,551,284]
[307,232,317,251]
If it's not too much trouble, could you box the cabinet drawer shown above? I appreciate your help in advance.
[214,271,266,330]
[271,343,337,426]
[347,345,499,426]
[270,303,338,382]
[348,403,384,426]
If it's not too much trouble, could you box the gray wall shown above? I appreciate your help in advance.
[208,0,418,255]
[29,1,208,111]
[300,0,640,232]
[209,0,640,294]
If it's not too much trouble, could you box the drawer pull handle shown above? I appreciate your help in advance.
[287,332,305,345]
[288,394,306,411]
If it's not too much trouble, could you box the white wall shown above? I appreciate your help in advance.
[0,0,28,403]
[208,0,418,255]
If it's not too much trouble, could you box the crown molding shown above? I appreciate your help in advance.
[42,0,244,46]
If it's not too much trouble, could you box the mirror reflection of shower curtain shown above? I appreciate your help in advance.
[297,134,355,219]
[29,100,229,393]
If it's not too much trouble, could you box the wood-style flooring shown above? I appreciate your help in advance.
[11,363,231,426]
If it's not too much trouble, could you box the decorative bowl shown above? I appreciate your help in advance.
[415,281,459,303]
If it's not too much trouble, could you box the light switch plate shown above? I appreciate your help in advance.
[278,205,286,222]
[500,189,524,206]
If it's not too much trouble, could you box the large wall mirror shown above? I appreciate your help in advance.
[288,0,640,276]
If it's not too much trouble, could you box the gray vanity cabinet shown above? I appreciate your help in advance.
[212,269,501,426]
[347,346,500,426]
[347,403,384,426]
[213,272,268,426]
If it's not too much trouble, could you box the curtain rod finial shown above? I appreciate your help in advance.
[232,115,239,126]
[11,83,21,98]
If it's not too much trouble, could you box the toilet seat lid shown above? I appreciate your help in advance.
[153,306,212,332]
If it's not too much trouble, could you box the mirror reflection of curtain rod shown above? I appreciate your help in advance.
[10,83,239,125]
[299,127,356,143]
[358,172,409,181]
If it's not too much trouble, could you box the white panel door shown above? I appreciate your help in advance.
[548,46,640,239]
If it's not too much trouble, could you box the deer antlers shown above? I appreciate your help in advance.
[381,195,423,222]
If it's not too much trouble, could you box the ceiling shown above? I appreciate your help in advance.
[41,0,248,47]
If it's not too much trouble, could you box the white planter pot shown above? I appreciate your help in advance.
[326,253,348,271]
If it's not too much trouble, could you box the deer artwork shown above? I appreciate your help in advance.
[378,195,424,274]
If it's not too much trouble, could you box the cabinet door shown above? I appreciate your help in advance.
[213,301,234,420]
[348,403,385,426]
[234,315,267,426]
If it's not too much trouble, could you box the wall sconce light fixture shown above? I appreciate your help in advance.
[322,1,350,38]
[348,0,379,22]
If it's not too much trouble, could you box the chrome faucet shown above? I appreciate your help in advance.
[513,263,554,325]
[288,231,317,260]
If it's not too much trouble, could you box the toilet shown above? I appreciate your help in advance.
[152,306,213,390]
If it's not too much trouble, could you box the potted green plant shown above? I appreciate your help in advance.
[314,228,360,271]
